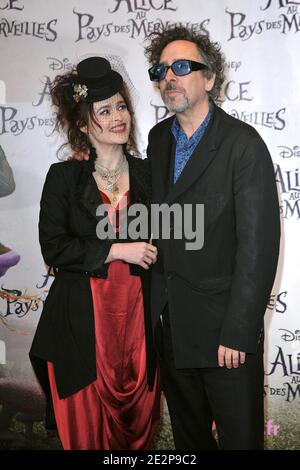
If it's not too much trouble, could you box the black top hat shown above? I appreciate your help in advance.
[72,57,123,103]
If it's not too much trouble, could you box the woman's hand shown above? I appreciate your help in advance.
[69,150,90,161]
[106,242,157,269]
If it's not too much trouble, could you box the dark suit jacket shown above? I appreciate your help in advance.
[147,102,280,368]
[30,148,155,422]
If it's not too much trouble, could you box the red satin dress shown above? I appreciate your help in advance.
[48,190,160,450]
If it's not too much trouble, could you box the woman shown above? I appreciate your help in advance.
[29,56,160,450]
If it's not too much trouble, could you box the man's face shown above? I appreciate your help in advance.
[158,40,215,114]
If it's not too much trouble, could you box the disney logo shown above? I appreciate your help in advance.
[278,145,300,158]
[279,328,300,342]
[47,57,73,71]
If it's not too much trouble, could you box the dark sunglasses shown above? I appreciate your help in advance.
[148,59,209,82]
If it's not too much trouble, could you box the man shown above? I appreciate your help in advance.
[145,26,280,450]
[0,145,20,277]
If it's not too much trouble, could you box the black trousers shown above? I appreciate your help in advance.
[155,307,264,450]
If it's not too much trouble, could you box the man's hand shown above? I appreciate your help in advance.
[218,345,246,369]
[69,150,90,161]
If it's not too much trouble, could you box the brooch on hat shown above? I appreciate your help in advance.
[73,83,88,102]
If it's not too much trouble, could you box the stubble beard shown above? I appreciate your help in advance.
[162,83,189,114]
[166,98,189,113]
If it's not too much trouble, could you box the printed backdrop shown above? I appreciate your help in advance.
[0,0,299,449]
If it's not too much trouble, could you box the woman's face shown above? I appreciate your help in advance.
[87,92,131,148]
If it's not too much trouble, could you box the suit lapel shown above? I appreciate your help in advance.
[151,121,175,203]
[127,154,149,205]
[78,149,103,221]
[165,132,217,205]
[164,105,219,205]
[79,174,103,221]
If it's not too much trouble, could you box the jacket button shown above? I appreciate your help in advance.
[167,273,173,280]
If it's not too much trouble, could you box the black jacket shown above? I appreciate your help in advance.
[30,149,155,426]
[147,103,280,368]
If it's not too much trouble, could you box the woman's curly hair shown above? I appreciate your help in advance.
[144,26,225,101]
[50,69,138,156]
